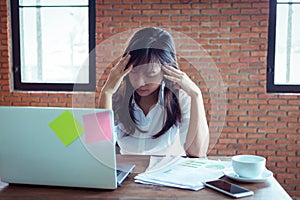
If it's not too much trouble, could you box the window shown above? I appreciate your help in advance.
[11,0,96,91]
[267,0,300,93]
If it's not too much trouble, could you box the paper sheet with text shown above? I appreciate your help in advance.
[135,156,232,190]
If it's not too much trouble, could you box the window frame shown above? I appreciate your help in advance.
[10,0,96,92]
[267,0,300,93]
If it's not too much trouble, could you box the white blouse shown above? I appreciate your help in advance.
[114,83,191,156]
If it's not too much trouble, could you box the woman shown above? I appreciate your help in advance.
[99,27,209,157]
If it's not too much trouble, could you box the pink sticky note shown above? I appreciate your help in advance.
[82,111,113,143]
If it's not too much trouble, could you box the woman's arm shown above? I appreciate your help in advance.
[99,54,132,109]
[99,89,113,109]
[163,65,209,157]
[183,90,209,157]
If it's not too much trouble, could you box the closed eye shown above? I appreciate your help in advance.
[146,71,160,77]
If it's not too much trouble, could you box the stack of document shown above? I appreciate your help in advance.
[135,156,231,190]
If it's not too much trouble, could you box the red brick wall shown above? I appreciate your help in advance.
[1,0,300,198]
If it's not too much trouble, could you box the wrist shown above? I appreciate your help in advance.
[101,86,114,96]
[189,89,201,99]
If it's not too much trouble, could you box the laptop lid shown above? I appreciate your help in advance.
[0,106,132,189]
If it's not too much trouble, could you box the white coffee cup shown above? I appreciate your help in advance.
[232,155,266,178]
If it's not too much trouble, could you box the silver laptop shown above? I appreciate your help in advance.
[0,106,135,189]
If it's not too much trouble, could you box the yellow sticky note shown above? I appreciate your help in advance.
[49,110,84,146]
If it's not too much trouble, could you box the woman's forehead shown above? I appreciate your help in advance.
[132,63,162,71]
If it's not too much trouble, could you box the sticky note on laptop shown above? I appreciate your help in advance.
[49,110,84,146]
[82,111,112,143]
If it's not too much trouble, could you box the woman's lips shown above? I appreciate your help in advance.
[136,88,148,93]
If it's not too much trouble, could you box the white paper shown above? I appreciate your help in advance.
[0,179,8,189]
[135,156,231,191]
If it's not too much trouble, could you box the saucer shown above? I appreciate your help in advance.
[223,168,273,183]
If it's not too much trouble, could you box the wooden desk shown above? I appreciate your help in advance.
[0,155,292,200]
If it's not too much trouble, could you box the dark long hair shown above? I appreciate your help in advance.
[113,27,182,139]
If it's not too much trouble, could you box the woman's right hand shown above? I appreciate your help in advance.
[102,53,133,95]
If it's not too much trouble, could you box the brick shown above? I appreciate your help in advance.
[12,102,29,106]
[238,127,258,133]
[287,100,300,105]
[257,139,275,145]
[217,150,237,155]
[182,9,199,15]
[103,0,121,3]
[258,128,277,133]
[201,9,220,15]
[151,16,170,21]
[162,9,180,15]
[248,122,266,127]
[201,21,220,27]
[212,3,231,8]
[276,173,296,179]
[252,3,269,8]
[232,3,251,8]
[247,133,266,139]
[122,10,141,15]
[171,4,191,9]
[227,143,244,150]
[236,150,256,155]
[266,133,286,139]
[221,21,239,27]
[221,9,241,15]
[48,103,67,107]
[4,96,22,102]
[113,4,131,9]
[247,144,266,150]
[219,138,237,144]
[287,156,300,162]
[142,10,161,15]
[40,97,58,103]
[267,156,288,162]
[279,105,299,111]
[30,102,48,106]
[267,111,287,116]
[213,144,227,149]
[287,145,300,151]
[211,15,229,21]
[279,117,298,122]
[266,122,287,128]
[21,97,40,103]
[151,4,170,9]
[239,104,259,110]
[286,133,300,139]
[241,9,260,14]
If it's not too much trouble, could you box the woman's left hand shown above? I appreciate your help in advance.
[162,65,200,97]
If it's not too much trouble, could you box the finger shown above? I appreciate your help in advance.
[162,66,182,78]
[113,54,131,72]
[163,65,183,74]
[120,53,131,64]
[164,65,181,72]
[123,65,133,76]
[120,52,130,60]
[164,74,180,83]
[120,54,131,71]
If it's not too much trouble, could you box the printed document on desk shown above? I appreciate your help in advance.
[134,156,232,190]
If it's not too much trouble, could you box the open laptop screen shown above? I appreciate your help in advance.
[0,106,134,189]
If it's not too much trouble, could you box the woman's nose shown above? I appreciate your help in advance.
[133,74,146,87]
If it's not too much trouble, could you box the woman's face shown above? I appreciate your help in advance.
[128,63,163,97]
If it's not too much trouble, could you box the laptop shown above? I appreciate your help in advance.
[0,106,135,189]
